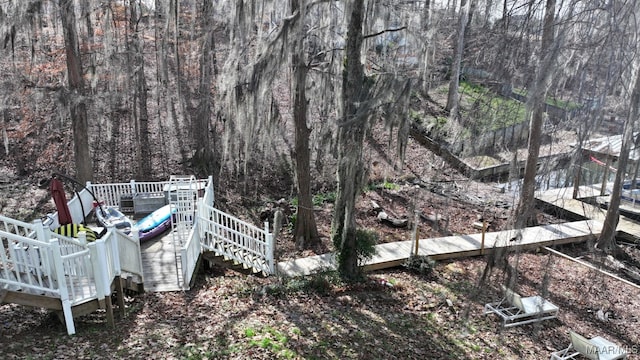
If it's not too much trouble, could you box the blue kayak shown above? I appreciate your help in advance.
[135,204,175,233]
[138,217,172,242]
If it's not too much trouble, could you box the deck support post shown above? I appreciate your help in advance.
[89,239,116,328]
[51,239,75,335]
[481,219,486,255]
[600,156,611,196]
[114,276,125,318]
[104,294,115,328]
[265,222,275,275]
[412,211,420,256]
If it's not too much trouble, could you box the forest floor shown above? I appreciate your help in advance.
[1,248,639,359]
[2,129,640,358]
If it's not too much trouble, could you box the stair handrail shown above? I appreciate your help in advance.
[199,203,274,275]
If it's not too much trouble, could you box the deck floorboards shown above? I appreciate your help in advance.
[140,229,185,292]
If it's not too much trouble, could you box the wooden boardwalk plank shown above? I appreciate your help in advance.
[140,229,183,292]
[277,219,603,278]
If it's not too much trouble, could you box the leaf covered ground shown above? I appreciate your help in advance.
[2,248,639,359]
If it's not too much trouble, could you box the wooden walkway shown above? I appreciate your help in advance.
[536,185,640,239]
[140,229,183,292]
[277,220,601,277]
[277,184,640,278]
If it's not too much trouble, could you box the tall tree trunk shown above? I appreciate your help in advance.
[170,0,189,167]
[291,0,320,250]
[501,0,508,29]
[420,0,433,94]
[513,0,557,228]
[154,0,171,174]
[192,0,218,178]
[130,0,152,178]
[422,0,431,30]
[60,0,93,184]
[484,0,493,28]
[445,0,470,118]
[466,0,476,29]
[333,0,368,279]
[598,63,640,251]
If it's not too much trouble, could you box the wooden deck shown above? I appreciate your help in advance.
[140,229,184,292]
[534,185,607,221]
[277,184,640,278]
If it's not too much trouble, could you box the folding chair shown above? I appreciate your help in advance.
[484,286,559,327]
[549,331,627,360]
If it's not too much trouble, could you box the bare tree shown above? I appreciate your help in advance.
[59,0,93,184]
[129,0,152,178]
[332,0,369,279]
[191,0,219,178]
[513,0,559,228]
[598,47,640,253]
[445,0,471,118]
[483,0,493,28]
[291,0,320,250]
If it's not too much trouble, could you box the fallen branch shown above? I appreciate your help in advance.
[377,211,408,228]
[371,200,408,228]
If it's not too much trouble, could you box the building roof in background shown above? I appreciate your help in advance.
[577,133,640,161]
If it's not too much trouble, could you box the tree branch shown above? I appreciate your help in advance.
[363,26,407,39]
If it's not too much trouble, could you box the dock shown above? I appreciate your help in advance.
[277,185,640,278]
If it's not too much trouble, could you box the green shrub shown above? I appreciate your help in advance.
[354,229,378,265]
[312,191,337,206]
[333,228,379,280]
[382,181,400,191]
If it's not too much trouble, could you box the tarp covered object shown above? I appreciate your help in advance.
[50,177,72,225]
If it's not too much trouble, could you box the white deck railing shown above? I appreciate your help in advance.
[2,217,59,294]
[195,175,274,275]
[86,179,209,209]
[181,225,201,288]
[1,201,144,335]
[112,228,144,280]
[199,204,275,275]
[87,180,167,208]
[0,217,117,335]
